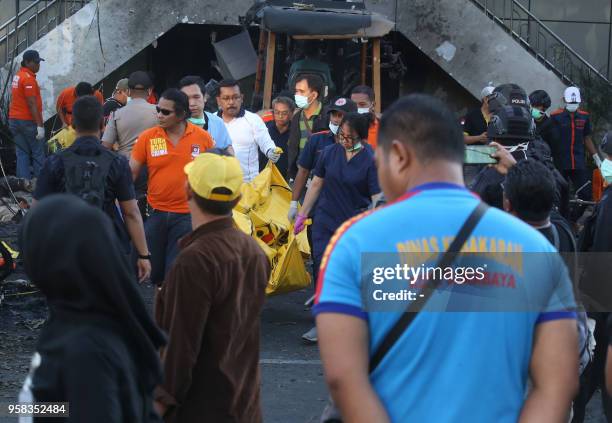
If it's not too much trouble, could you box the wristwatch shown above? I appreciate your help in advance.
[138,254,152,260]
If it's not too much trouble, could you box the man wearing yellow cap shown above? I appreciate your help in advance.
[154,152,270,423]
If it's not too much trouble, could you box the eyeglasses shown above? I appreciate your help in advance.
[273,110,290,117]
[338,131,358,143]
[219,95,241,102]
[156,107,174,116]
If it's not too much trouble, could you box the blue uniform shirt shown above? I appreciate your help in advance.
[298,130,335,171]
[204,111,232,149]
[313,143,380,233]
[314,183,576,423]
[550,108,591,170]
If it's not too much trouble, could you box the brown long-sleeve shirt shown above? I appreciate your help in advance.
[154,217,270,423]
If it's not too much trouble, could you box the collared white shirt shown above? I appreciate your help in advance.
[220,109,276,181]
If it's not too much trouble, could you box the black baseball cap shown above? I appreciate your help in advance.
[128,71,153,89]
[327,97,357,114]
[23,50,44,63]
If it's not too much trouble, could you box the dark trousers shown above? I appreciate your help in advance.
[311,224,334,291]
[145,209,192,285]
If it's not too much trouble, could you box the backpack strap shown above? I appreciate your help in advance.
[368,202,489,373]
[203,112,209,131]
[550,223,561,251]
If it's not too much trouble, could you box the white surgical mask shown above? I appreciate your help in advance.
[294,94,309,109]
[329,123,339,135]
[357,107,370,115]
[566,103,580,113]
[126,97,132,103]
[601,159,612,184]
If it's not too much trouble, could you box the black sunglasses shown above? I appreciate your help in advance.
[156,106,174,116]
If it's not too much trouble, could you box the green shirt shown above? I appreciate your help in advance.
[298,102,322,150]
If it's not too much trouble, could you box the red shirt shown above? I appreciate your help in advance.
[56,87,104,125]
[9,67,42,121]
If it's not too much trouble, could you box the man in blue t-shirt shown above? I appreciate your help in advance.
[315,94,579,422]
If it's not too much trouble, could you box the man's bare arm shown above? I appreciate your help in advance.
[585,136,597,157]
[26,97,43,127]
[519,319,579,423]
[291,166,309,202]
[317,313,390,423]
[129,158,143,182]
[119,199,150,282]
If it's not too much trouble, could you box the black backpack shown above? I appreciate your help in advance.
[60,148,115,208]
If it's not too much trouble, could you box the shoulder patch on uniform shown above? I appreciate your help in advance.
[578,110,590,115]
[312,130,331,136]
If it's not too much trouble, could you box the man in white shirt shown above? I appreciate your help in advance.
[216,79,280,181]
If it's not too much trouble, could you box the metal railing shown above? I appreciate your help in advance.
[0,0,89,68]
[470,0,610,86]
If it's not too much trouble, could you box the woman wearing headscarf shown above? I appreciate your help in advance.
[294,112,381,342]
[19,194,166,422]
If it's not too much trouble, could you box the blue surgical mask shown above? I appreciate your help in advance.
[294,94,309,109]
[126,97,132,103]
[188,116,206,126]
[329,123,339,135]
[601,159,612,183]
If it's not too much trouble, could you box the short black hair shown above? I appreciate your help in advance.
[295,73,324,100]
[178,75,206,95]
[504,159,555,222]
[379,94,464,163]
[72,96,103,132]
[192,187,240,216]
[351,85,375,101]
[340,112,370,140]
[75,82,94,97]
[272,96,296,112]
[216,79,240,96]
[160,88,190,120]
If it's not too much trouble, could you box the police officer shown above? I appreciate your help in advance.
[550,87,598,202]
[470,100,535,209]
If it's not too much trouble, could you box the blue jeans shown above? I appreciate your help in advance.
[145,209,192,285]
[9,119,44,179]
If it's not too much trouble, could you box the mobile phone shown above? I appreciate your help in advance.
[464,145,497,165]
